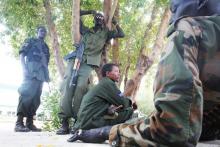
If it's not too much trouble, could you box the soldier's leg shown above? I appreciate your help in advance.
[72,63,93,118]
[57,59,75,134]
[104,107,133,126]
[109,18,203,147]
[16,78,41,132]
[26,80,43,132]
[58,59,75,119]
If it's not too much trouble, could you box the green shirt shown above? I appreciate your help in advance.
[82,27,118,66]
[19,38,50,82]
[75,77,131,130]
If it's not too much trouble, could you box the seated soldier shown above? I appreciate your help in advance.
[67,63,134,142]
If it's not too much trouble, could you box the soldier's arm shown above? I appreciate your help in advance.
[20,53,28,76]
[107,23,125,40]
[80,10,96,16]
[101,81,131,108]
[19,38,32,76]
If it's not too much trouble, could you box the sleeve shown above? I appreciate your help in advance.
[97,79,131,107]
[107,29,118,40]
[45,43,50,65]
[19,38,32,55]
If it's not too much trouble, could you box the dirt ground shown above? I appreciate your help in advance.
[0,118,220,147]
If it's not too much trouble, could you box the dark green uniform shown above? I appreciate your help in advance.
[74,77,133,130]
[58,25,122,120]
[109,16,220,147]
[17,38,50,117]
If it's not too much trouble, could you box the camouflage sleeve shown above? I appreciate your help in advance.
[109,18,203,147]
[19,38,32,55]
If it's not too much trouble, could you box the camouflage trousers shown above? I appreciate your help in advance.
[109,16,220,147]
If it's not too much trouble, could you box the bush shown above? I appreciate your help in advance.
[41,89,60,131]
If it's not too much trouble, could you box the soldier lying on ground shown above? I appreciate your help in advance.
[65,0,220,146]
[67,63,135,142]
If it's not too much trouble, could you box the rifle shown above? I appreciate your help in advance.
[69,41,85,87]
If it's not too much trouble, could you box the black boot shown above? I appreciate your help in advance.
[14,115,30,132]
[56,118,69,135]
[67,126,112,143]
[26,116,41,132]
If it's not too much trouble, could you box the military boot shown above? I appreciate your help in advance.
[67,126,112,143]
[26,116,41,132]
[14,115,30,132]
[56,118,69,135]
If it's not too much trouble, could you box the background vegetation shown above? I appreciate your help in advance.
[0,0,170,130]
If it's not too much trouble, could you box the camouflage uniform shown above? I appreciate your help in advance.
[17,38,50,117]
[109,16,220,147]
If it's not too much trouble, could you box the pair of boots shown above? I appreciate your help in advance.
[67,126,112,143]
[56,118,77,135]
[14,115,41,132]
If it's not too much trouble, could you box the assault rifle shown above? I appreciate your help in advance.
[69,41,85,87]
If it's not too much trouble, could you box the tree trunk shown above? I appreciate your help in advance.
[43,0,65,78]
[103,0,112,25]
[112,3,119,65]
[72,0,81,44]
[123,7,171,100]
[95,0,119,80]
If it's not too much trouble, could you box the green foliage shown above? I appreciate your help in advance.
[41,89,60,131]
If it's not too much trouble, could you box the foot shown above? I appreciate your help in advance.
[56,127,69,135]
[67,133,79,142]
[67,130,81,142]
[14,123,30,132]
[26,124,41,132]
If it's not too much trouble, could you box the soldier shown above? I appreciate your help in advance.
[15,26,50,132]
[67,63,133,142]
[63,0,220,146]
[56,10,125,135]
[108,0,220,146]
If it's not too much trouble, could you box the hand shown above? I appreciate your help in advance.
[107,105,123,115]
[112,17,118,25]
[132,101,138,110]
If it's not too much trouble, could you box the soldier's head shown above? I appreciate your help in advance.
[36,26,47,40]
[94,13,104,27]
[170,0,220,23]
[101,63,120,82]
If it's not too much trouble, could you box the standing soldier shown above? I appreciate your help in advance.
[56,10,125,135]
[15,26,50,132]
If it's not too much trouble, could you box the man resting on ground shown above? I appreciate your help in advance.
[67,63,134,142]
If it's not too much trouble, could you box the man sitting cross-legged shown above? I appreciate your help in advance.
[67,63,134,142]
